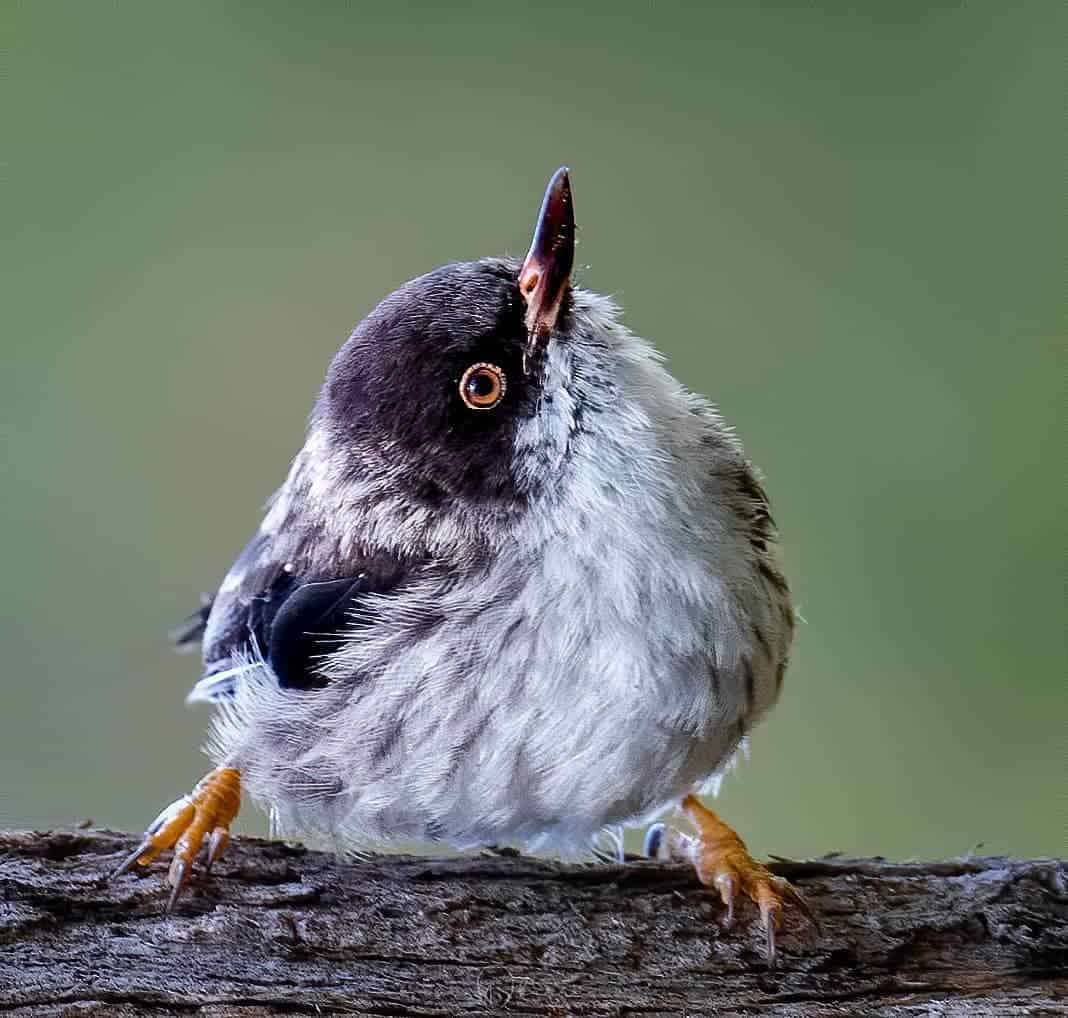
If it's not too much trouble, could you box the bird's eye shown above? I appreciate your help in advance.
[459,362,507,410]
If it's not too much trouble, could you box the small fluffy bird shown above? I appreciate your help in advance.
[117,168,808,958]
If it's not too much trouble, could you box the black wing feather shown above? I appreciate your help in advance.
[179,533,410,700]
[266,576,377,690]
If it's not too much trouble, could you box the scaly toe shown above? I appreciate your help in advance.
[204,825,230,873]
[110,797,195,878]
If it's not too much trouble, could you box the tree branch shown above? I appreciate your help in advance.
[1,829,1064,1016]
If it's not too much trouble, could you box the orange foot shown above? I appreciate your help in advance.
[644,794,814,965]
[112,766,241,912]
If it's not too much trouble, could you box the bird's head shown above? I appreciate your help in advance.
[313,169,632,533]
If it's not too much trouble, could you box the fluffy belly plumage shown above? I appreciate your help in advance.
[208,547,768,855]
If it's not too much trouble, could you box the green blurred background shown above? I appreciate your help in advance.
[4,1,1064,860]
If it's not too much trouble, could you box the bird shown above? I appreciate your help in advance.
[114,167,810,960]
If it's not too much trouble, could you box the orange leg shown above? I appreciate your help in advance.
[112,767,241,912]
[646,795,813,965]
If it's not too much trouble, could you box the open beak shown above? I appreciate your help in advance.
[519,167,575,366]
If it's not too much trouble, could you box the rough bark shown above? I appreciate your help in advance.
[0,829,1064,1016]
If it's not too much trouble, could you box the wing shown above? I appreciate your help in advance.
[170,595,214,652]
[178,531,410,703]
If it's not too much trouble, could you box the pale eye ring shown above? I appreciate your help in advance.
[459,362,507,410]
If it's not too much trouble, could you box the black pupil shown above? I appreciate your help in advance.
[468,370,497,400]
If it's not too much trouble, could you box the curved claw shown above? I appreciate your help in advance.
[759,898,783,967]
[764,910,778,967]
[714,872,736,927]
[165,857,190,915]
[204,826,230,874]
[111,836,155,880]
